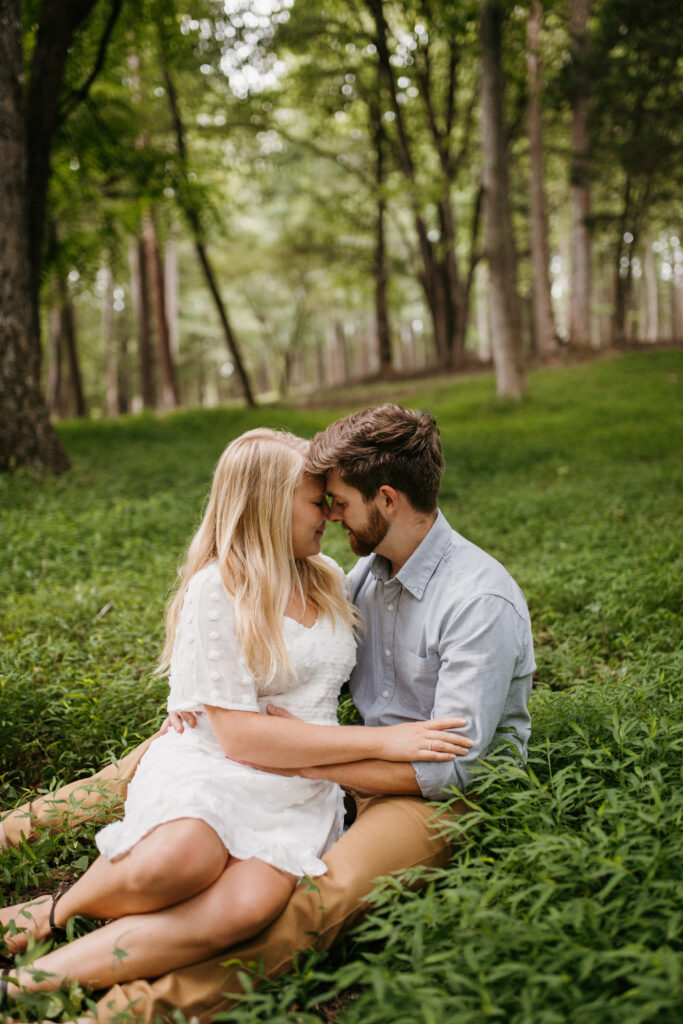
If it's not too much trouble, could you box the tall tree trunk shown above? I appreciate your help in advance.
[117,320,130,414]
[612,175,634,344]
[0,0,71,472]
[334,321,350,385]
[480,0,527,398]
[129,239,156,409]
[142,211,179,410]
[476,264,492,363]
[1,0,122,471]
[369,94,393,379]
[568,0,593,349]
[642,238,658,343]
[102,264,119,417]
[672,273,683,342]
[157,22,256,407]
[368,0,459,370]
[59,279,87,417]
[526,0,558,355]
[165,236,179,357]
[46,305,64,418]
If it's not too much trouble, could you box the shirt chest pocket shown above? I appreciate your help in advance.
[394,643,440,717]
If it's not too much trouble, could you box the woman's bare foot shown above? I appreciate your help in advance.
[0,896,52,954]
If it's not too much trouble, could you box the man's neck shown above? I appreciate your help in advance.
[376,510,438,577]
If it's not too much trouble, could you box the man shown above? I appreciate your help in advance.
[0,405,534,1023]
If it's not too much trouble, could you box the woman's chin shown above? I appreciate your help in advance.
[295,540,322,559]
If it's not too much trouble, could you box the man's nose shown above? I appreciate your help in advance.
[327,502,343,522]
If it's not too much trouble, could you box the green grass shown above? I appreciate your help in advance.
[1,350,682,1022]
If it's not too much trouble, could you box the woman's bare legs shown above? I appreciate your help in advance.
[4,857,296,995]
[0,822,8,851]
[0,818,229,954]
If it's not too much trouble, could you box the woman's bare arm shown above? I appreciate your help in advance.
[204,705,472,769]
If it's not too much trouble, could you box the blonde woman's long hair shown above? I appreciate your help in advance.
[159,428,356,692]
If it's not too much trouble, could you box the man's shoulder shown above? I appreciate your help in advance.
[435,518,528,613]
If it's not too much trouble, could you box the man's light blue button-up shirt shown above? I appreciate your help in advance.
[347,510,535,800]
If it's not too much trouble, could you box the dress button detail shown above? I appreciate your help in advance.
[382,690,390,699]
[208,650,220,660]
[242,694,251,704]
[384,648,391,657]
[187,636,195,645]
[210,591,220,602]
[210,671,220,681]
[387,604,394,612]
[208,610,219,621]
[209,631,219,640]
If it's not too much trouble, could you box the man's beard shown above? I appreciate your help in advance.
[346,504,389,556]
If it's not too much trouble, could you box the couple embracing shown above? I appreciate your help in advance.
[1,404,534,1022]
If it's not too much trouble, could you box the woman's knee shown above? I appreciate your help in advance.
[208,871,294,949]
[124,821,227,895]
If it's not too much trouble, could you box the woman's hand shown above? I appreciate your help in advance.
[159,711,202,735]
[375,718,473,762]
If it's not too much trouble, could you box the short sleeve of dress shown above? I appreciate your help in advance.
[167,564,259,713]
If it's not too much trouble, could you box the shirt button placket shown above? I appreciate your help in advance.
[382,583,399,705]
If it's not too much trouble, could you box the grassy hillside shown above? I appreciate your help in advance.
[1,350,681,1022]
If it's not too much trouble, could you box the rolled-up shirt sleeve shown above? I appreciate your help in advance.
[412,594,532,800]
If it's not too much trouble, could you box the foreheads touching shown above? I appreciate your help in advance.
[307,404,444,514]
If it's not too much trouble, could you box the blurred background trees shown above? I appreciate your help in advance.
[1,0,681,469]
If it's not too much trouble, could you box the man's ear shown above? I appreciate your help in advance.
[377,485,400,514]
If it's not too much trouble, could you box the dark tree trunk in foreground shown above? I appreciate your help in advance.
[527,0,558,355]
[0,0,74,471]
[480,0,527,397]
[1,0,121,471]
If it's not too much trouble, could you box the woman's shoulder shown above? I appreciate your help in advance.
[186,561,232,605]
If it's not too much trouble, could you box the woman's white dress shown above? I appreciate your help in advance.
[96,560,357,877]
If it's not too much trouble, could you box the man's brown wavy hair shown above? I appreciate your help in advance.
[307,405,444,514]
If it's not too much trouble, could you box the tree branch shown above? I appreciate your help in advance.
[58,0,124,125]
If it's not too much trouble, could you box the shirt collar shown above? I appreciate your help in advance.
[369,509,451,599]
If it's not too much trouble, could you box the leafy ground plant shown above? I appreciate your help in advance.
[0,350,681,1022]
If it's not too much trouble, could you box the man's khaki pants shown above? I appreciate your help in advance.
[1,741,462,1023]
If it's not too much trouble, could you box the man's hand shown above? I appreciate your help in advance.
[159,711,202,735]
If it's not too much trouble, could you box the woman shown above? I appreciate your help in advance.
[1,428,469,1004]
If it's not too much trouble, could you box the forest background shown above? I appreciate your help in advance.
[0,0,682,470]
